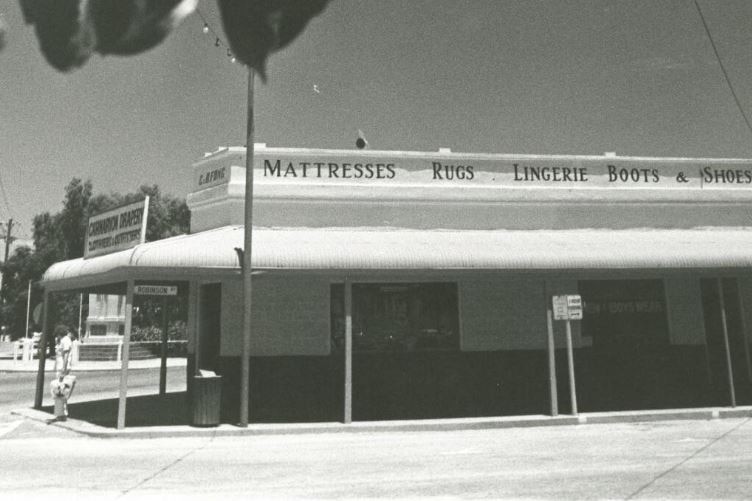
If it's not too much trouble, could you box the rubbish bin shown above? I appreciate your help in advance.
[191,371,222,427]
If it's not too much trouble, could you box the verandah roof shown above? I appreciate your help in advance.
[41,225,752,291]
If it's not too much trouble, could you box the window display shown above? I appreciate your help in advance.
[580,279,669,345]
[331,282,459,352]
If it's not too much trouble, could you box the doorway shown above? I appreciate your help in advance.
[198,283,221,372]
[700,278,752,405]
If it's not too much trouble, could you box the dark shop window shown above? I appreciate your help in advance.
[331,282,460,352]
[579,279,669,345]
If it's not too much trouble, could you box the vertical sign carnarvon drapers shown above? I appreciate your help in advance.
[84,197,149,259]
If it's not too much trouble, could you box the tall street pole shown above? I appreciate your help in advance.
[0,218,13,339]
[2,218,12,267]
[240,67,255,427]
[25,280,32,338]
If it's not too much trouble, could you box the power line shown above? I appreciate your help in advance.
[694,0,752,139]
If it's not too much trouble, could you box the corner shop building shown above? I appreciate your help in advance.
[40,146,752,423]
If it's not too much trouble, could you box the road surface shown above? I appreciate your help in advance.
[0,366,186,416]
[0,417,750,499]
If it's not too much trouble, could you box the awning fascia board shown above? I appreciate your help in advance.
[41,226,752,292]
[42,266,241,293]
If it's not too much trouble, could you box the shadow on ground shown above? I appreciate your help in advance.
[41,392,189,428]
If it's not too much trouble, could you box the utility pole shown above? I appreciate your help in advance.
[25,280,32,339]
[2,218,12,265]
[0,218,14,339]
[240,67,255,427]
[0,218,14,288]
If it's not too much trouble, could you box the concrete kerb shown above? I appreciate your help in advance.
[11,405,752,440]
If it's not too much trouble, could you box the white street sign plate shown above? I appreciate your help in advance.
[553,295,569,320]
[134,285,178,296]
[567,295,583,320]
[553,294,582,321]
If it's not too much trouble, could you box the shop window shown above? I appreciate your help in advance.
[579,279,669,345]
[331,282,459,352]
[118,324,125,336]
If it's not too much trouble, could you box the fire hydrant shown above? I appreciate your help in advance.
[50,374,76,421]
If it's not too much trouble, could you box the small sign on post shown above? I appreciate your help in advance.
[552,295,569,320]
[551,294,582,416]
[566,295,583,320]
[134,285,178,296]
[553,295,582,320]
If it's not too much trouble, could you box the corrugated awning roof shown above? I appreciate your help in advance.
[41,225,752,290]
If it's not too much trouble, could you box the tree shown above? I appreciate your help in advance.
[18,0,331,79]
[0,246,42,338]
[0,178,189,338]
[58,178,93,259]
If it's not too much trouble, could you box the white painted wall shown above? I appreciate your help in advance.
[459,278,548,351]
[220,276,331,356]
[215,275,712,355]
[664,278,706,345]
[187,147,752,234]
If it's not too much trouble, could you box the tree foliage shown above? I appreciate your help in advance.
[0,178,189,339]
[18,0,331,80]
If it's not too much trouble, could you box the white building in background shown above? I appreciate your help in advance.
[85,294,125,338]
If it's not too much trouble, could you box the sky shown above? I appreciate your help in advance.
[2,0,752,241]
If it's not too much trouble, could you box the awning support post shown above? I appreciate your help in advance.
[344,278,353,424]
[546,308,558,417]
[159,295,168,395]
[193,283,201,376]
[565,319,578,416]
[117,279,135,429]
[33,290,51,409]
[717,278,736,407]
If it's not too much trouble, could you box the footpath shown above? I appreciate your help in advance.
[12,405,752,439]
[4,345,751,440]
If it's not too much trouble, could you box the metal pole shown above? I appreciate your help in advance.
[194,283,201,376]
[33,290,50,409]
[117,280,135,429]
[717,278,736,407]
[0,218,13,335]
[240,67,256,427]
[565,319,578,416]
[25,280,32,338]
[77,293,83,340]
[159,296,168,395]
[344,278,353,424]
[546,308,558,417]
